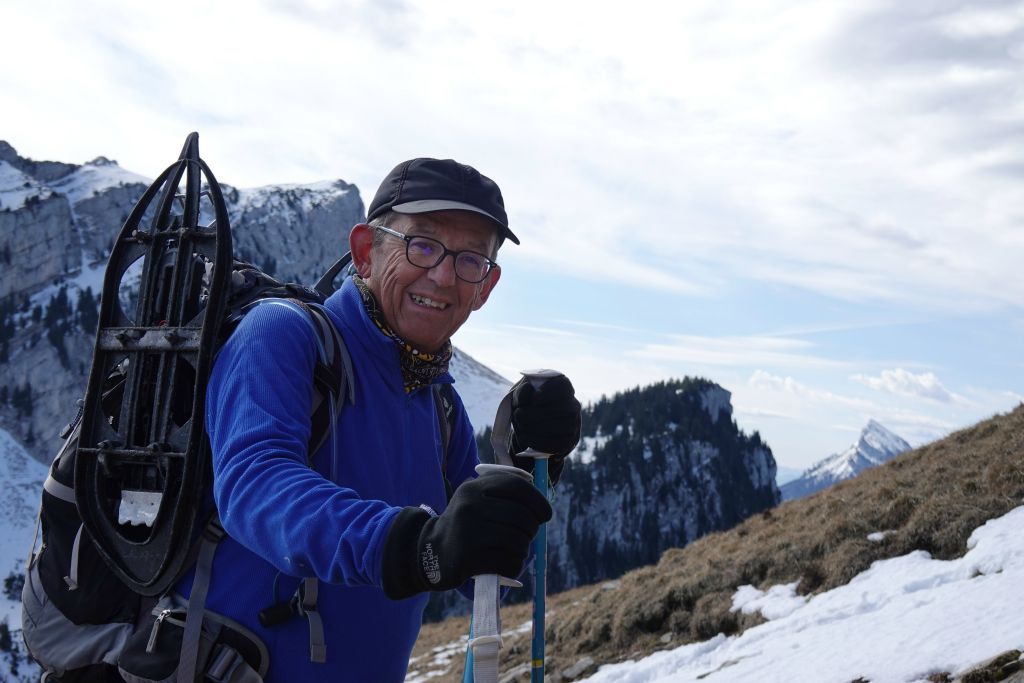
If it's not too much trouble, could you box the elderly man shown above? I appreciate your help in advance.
[189,158,581,681]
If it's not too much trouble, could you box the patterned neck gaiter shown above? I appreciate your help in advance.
[353,276,452,393]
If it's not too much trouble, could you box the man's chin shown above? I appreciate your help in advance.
[397,327,448,354]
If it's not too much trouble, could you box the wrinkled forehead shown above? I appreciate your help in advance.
[393,210,502,254]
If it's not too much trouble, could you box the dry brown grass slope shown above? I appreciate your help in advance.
[410,405,1024,682]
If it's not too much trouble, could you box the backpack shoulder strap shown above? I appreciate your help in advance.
[432,383,456,501]
[241,297,353,459]
[293,300,354,458]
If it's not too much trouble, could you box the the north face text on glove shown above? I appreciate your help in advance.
[421,543,441,585]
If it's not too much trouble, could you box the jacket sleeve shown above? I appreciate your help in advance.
[205,302,399,586]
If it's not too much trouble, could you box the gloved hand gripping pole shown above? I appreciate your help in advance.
[463,369,563,683]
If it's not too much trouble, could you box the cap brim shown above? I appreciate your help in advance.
[392,200,519,245]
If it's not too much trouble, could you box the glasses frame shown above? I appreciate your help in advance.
[373,225,498,284]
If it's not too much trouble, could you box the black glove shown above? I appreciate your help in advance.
[509,374,582,484]
[381,473,552,600]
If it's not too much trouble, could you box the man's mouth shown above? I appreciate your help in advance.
[410,293,449,310]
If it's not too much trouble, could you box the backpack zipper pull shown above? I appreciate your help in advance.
[147,609,173,653]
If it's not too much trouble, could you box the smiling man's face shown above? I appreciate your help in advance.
[351,210,501,353]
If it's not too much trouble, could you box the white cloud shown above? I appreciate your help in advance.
[747,370,871,409]
[936,5,1024,38]
[632,335,843,369]
[4,0,1022,313]
[851,368,959,403]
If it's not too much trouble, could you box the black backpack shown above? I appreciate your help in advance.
[21,134,455,682]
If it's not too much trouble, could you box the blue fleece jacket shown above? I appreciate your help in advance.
[179,278,479,682]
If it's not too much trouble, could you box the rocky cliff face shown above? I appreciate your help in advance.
[0,141,364,462]
[426,378,780,620]
[547,378,780,592]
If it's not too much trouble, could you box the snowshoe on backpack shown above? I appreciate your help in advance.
[21,133,354,681]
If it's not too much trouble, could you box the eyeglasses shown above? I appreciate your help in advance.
[374,225,498,284]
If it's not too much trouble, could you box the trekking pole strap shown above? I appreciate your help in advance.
[487,392,515,467]
[470,574,501,683]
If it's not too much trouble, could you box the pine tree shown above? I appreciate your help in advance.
[11,382,32,419]
[45,286,72,368]
[77,286,99,335]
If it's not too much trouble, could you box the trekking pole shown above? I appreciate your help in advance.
[462,370,564,683]
[521,447,550,683]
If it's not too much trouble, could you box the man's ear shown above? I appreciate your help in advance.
[349,224,375,278]
[472,265,501,311]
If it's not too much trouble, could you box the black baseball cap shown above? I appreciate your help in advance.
[366,158,519,245]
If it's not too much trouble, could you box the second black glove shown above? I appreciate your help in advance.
[381,472,552,600]
[509,374,582,484]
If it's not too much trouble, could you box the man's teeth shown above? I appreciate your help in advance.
[410,293,448,310]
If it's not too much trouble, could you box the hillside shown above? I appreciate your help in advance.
[409,404,1024,681]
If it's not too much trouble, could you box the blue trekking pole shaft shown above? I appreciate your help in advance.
[462,616,475,683]
[530,453,550,683]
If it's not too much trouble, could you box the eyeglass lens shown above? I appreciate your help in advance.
[406,236,491,283]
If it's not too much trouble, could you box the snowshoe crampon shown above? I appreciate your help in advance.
[75,133,232,595]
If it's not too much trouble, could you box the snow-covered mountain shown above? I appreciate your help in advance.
[781,419,910,500]
[448,347,513,431]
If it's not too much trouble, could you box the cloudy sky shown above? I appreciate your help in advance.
[2,0,1022,469]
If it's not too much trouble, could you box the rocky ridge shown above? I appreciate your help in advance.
[0,141,363,462]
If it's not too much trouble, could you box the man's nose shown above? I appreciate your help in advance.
[428,252,458,286]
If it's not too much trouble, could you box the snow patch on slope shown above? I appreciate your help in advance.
[449,347,513,433]
[0,161,50,211]
[0,428,48,631]
[582,506,1024,682]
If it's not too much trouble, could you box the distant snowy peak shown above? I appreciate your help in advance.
[0,144,148,210]
[781,420,910,500]
[48,157,149,205]
[857,419,911,464]
[230,180,354,208]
